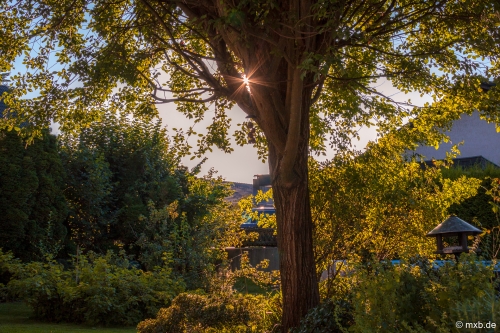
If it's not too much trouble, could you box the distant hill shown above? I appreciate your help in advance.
[225,182,253,204]
[224,181,275,206]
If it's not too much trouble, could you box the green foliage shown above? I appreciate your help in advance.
[310,133,481,279]
[481,178,500,259]
[61,146,114,253]
[59,111,236,271]
[59,112,182,253]
[0,250,16,302]
[444,164,500,231]
[238,189,276,230]
[311,254,499,333]
[135,180,243,288]
[350,260,437,332]
[2,0,499,160]
[0,130,34,258]
[352,256,498,333]
[3,0,500,330]
[233,252,281,292]
[441,164,500,182]
[137,251,282,333]
[290,299,353,333]
[453,292,499,332]
[0,130,67,261]
[442,164,500,259]
[137,292,267,333]
[1,249,184,326]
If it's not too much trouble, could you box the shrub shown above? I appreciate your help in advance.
[452,292,499,332]
[350,255,498,333]
[296,254,498,333]
[291,299,353,333]
[137,291,268,333]
[137,261,282,333]
[3,250,185,325]
[0,250,16,302]
[350,260,438,332]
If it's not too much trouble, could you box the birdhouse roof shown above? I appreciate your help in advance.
[426,216,482,237]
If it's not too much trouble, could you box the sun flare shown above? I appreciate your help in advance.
[242,74,251,92]
[242,75,249,85]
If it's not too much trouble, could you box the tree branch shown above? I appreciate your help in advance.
[281,67,303,184]
[152,93,218,104]
[311,78,325,105]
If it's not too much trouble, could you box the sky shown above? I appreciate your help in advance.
[157,102,269,183]
[5,5,491,185]
[7,45,434,184]
[3,63,432,184]
[156,79,433,184]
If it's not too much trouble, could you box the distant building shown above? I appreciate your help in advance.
[413,111,500,168]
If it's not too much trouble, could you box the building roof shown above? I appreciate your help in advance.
[426,215,482,237]
[422,155,499,169]
[480,81,496,92]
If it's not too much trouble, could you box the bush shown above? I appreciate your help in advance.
[291,299,353,333]
[137,264,282,333]
[2,249,185,325]
[0,250,15,302]
[349,255,499,333]
[453,292,499,332]
[296,254,499,333]
[137,292,267,333]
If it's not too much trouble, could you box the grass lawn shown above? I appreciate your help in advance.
[0,302,136,333]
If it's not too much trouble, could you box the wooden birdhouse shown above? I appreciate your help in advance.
[426,215,482,256]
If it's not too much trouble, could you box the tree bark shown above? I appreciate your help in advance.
[268,94,320,332]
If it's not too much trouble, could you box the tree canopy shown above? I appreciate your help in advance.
[59,112,181,253]
[2,0,500,330]
[58,112,236,271]
[310,131,481,282]
[0,129,67,261]
[2,1,499,145]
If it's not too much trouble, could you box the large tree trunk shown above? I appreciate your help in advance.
[273,164,319,332]
[267,92,320,332]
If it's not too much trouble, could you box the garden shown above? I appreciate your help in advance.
[1,117,500,332]
[2,0,500,331]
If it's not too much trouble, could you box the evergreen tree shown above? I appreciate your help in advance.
[60,112,198,253]
[0,130,67,261]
